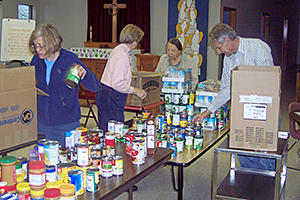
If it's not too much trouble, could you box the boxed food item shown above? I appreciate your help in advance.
[161,68,192,93]
[126,71,161,107]
[0,65,37,150]
[230,65,281,151]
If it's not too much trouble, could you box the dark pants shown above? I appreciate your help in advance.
[96,83,127,132]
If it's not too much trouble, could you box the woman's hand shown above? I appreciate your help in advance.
[73,64,87,79]
[134,88,147,99]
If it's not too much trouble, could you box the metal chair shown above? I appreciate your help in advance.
[288,102,300,155]
[78,85,98,127]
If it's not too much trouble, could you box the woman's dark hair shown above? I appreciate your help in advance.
[167,38,183,51]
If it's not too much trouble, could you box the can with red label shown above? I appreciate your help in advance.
[0,182,7,194]
[76,144,90,167]
[125,131,135,155]
[131,139,145,165]
[105,132,115,147]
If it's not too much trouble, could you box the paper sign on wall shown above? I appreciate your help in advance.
[1,18,35,63]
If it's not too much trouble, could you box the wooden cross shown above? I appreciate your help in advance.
[104,0,127,43]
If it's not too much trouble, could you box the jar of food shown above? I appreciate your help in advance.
[46,181,61,189]
[0,182,8,194]
[60,183,75,200]
[44,188,60,200]
[30,189,44,200]
[16,182,30,200]
[29,160,46,190]
[0,156,17,193]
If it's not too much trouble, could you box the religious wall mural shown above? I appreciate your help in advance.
[168,0,208,81]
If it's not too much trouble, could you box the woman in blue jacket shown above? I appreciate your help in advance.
[29,24,99,146]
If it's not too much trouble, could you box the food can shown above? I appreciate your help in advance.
[64,64,81,89]
[102,146,115,157]
[68,169,84,196]
[45,165,57,182]
[57,162,76,184]
[164,93,172,104]
[86,168,99,192]
[112,156,123,176]
[17,157,27,180]
[125,132,135,155]
[114,121,124,137]
[194,135,203,150]
[179,114,188,128]
[107,120,116,133]
[67,148,77,162]
[76,127,88,144]
[172,113,180,126]
[101,157,113,178]
[131,139,145,165]
[59,147,69,163]
[44,141,59,165]
[0,182,7,194]
[91,156,101,169]
[37,139,48,162]
[76,144,90,167]
[76,165,92,189]
[91,148,101,157]
[169,142,177,157]
[71,129,81,145]
[185,133,194,150]
[182,93,189,105]
[136,120,144,134]
[175,137,184,152]
[105,132,115,147]
[173,93,181,104]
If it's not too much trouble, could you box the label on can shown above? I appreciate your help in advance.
[68,169,84,196]
[101,157,112,178]
[86,168,99,192]
[77,144,90,167]
[112,156,123,176]
[65,65,80,88]
[131,140,145,165]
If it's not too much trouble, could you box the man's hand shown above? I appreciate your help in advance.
[134,88,147,99]
[193,109,211,124]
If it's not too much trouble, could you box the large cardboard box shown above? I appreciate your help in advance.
[230,65,281,151]
[0,65,37,150]
[126,71,161,107]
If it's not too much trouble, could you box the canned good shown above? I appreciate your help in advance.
[105,132,115,147]
[76,144,90,167]
[112,156,123,176]
[76,127,88,144]
[101,157,113,178]
[76,165,92,189]
[57,163,76,184]
[86,168,99,192]
[175,137,184,152]
[185,133,194,150]
[194,135,203,150]
[107,120,116,133]
[102,146,115,157]
[37,139,48,162]
[64,64,81,88]
[91,156,101,169]
[125,132,135,155]
[46,165,57,182]
[131,139,145,165]
[44,141,59,165]
[164,93,172,104]
[59,148,69,163]
[68,169,84,196]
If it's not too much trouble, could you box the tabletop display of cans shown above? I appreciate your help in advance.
[1,98,229,198]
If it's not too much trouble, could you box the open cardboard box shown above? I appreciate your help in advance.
[0,64,38,150]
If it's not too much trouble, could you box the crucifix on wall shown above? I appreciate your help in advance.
[104,0,127,43]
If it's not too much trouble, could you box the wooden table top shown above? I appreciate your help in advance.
[167,125,230,167]
[77,143,173,200]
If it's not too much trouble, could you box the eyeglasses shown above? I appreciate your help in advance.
[32,44,46,49]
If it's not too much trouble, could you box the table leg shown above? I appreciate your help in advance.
[177,165,184,200]
[211,149,218,200]
[128,187,133,200]
[170,165,184,200]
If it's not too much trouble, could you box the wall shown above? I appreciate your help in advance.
[206,0,221,80]
[38,0,87,49]
[150,0,168,55]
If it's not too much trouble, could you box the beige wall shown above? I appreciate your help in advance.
[207,0,221,80]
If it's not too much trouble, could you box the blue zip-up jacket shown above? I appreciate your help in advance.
[31,48,100,126]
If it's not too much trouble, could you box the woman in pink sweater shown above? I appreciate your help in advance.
[96,24,146,132]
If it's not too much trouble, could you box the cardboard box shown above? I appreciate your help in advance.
[0,65,37,150]
[126,71,161,107]
[230,65,281,151]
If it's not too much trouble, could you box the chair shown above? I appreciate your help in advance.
[288,102,300,154]
[78,85,98,127]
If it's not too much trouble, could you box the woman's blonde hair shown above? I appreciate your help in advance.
[29,24,63,57]
[119,24,144,44]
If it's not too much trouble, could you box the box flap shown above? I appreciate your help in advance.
[0,66,35,93]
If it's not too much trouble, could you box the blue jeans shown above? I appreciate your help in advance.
[38,121,80,147]
[238,155,276,171]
